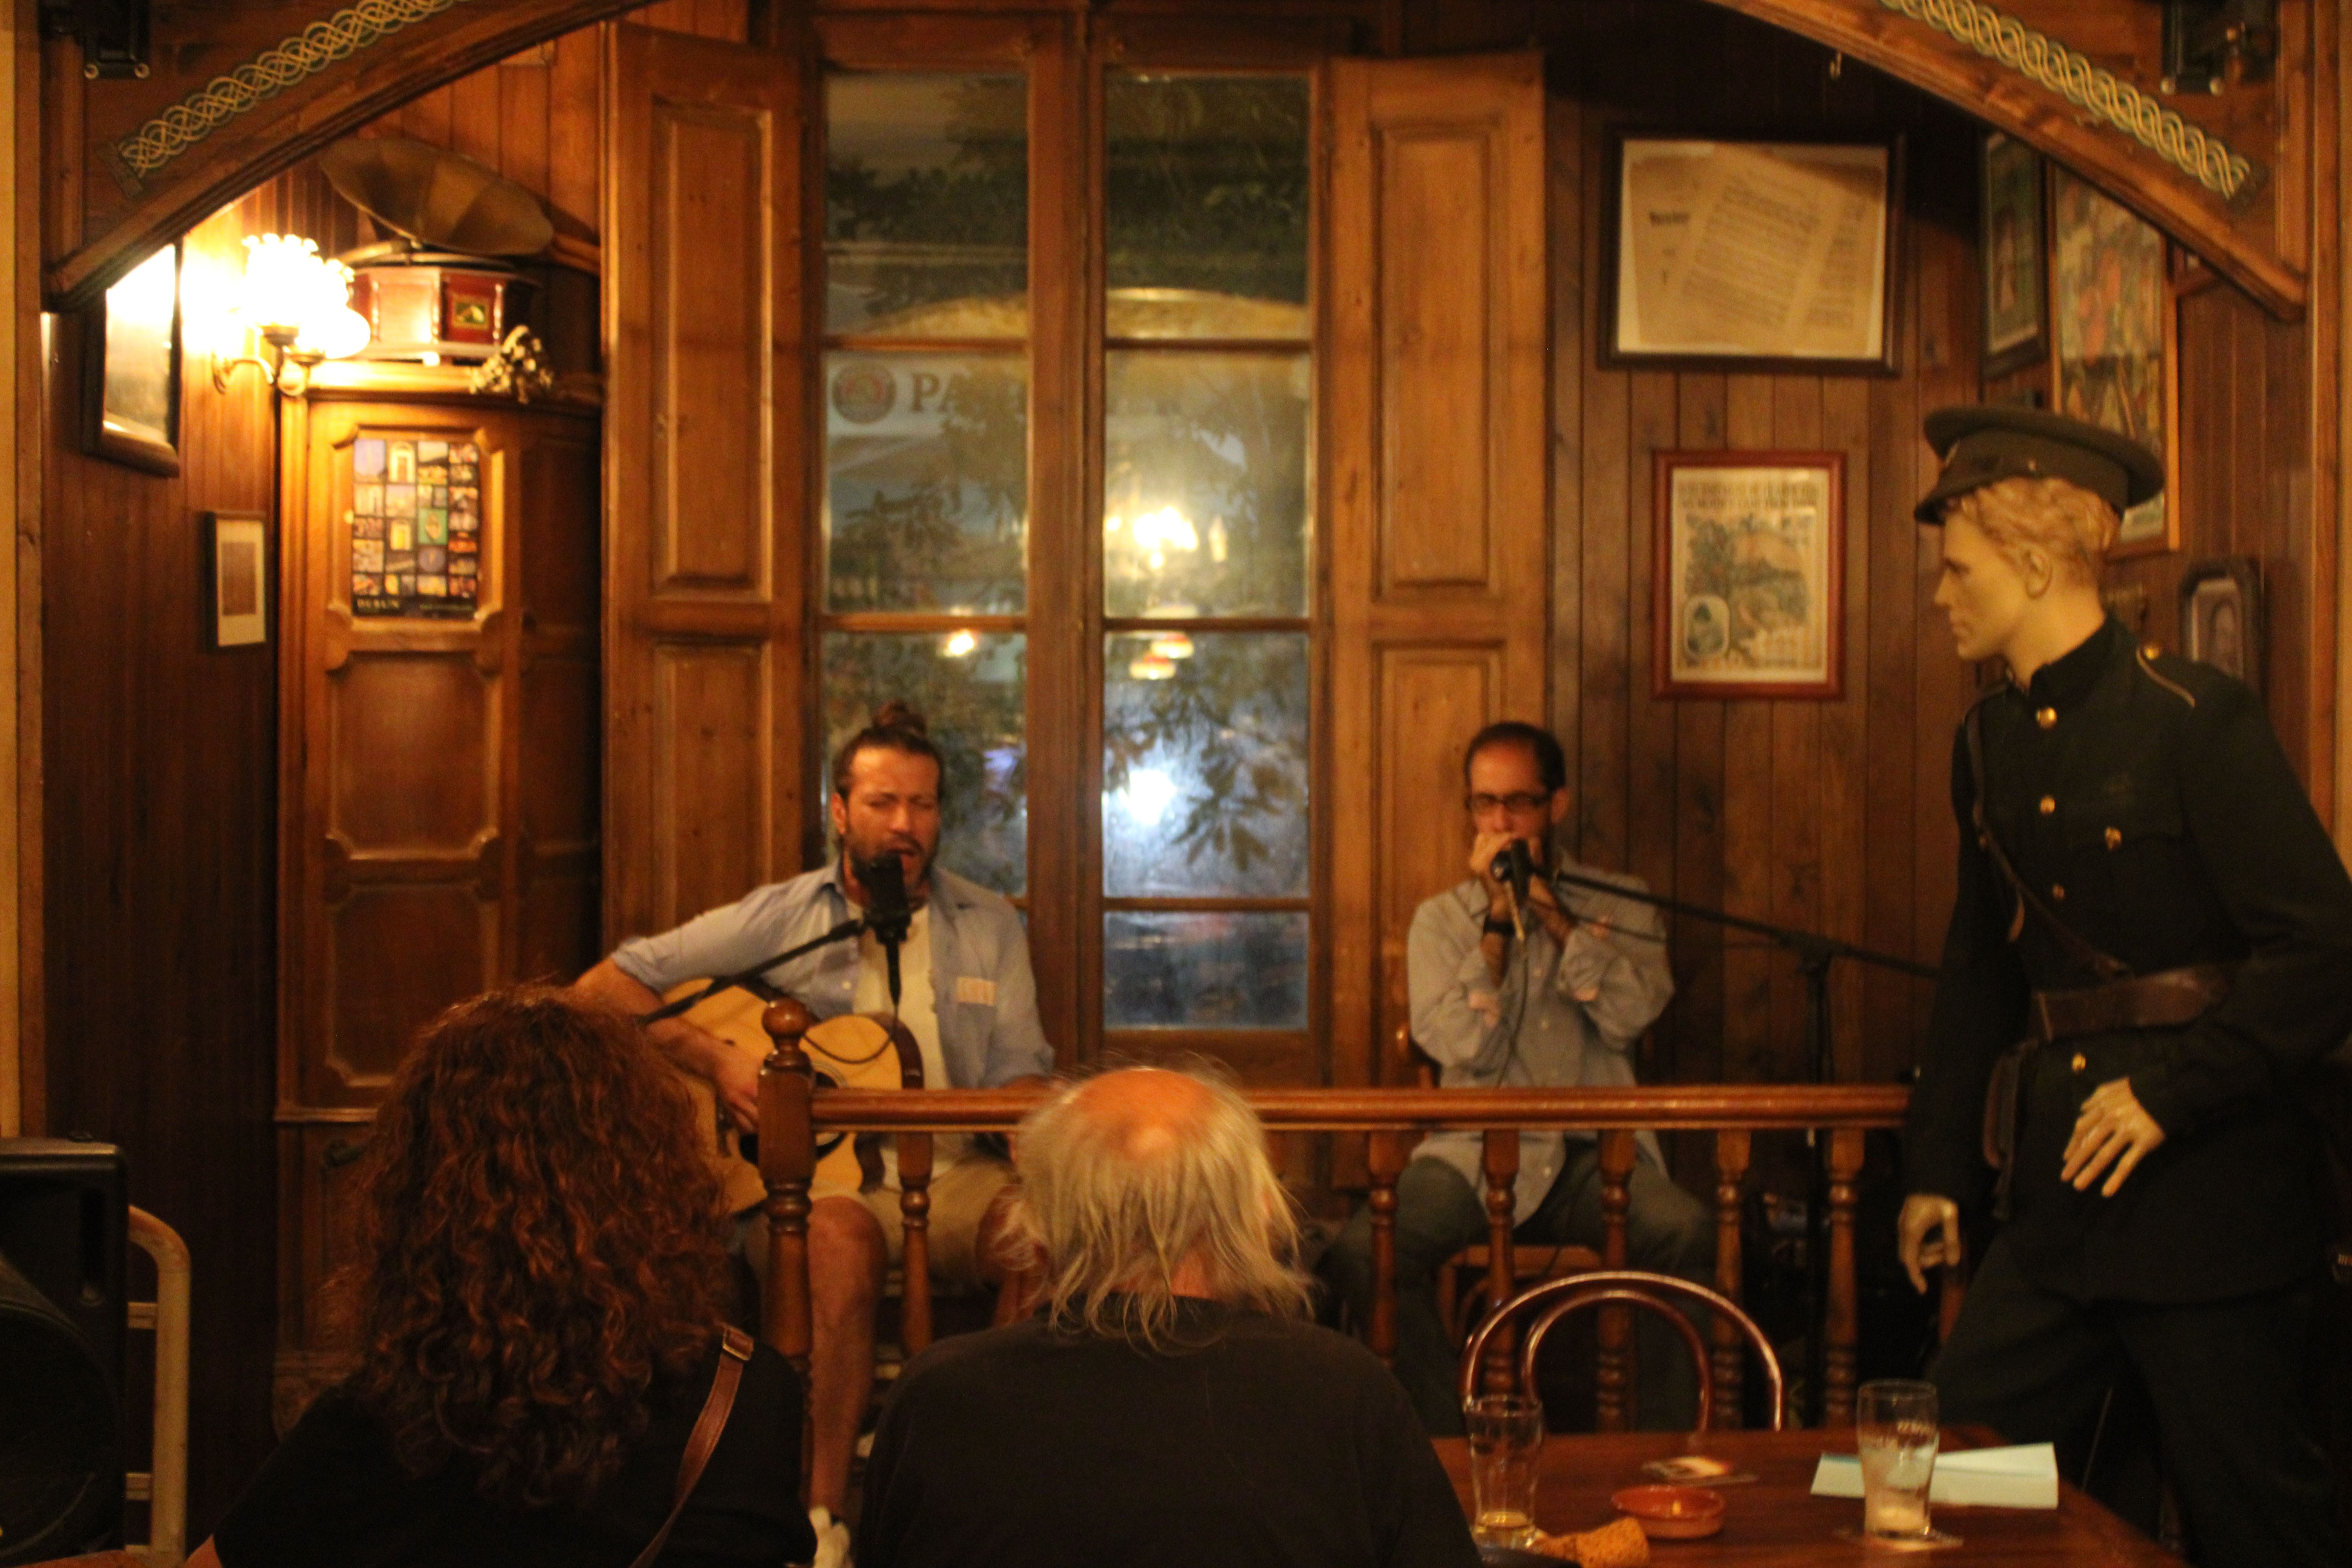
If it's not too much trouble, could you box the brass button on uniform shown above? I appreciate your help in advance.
[2036,706,2058,730]
[2071,1052,2088,1073]
[2105,826,2122,850]
[2039,795,2057,815]
[2051,883,2067,901]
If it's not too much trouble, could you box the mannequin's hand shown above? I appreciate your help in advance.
[2061,1077,2165,1196]
[1898,1194,1963,1294]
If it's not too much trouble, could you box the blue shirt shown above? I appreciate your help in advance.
[612,861,1054,1089]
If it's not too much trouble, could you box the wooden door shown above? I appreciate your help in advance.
[603,24,810,945]
[1327,53,1550,1091]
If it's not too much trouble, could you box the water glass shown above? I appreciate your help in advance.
[1856,1379,1940,1539]
[1463,1394,1544,1548]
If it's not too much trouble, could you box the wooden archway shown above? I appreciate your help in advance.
[45,0,2322,318]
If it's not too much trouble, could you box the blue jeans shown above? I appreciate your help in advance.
[1327,1145,1716,1435]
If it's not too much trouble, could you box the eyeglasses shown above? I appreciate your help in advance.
[1466,791,1552,815]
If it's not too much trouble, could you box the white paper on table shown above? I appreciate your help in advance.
[1809,1444,2060,1509]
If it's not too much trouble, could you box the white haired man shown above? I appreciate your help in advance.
[857,1068,1482,1568]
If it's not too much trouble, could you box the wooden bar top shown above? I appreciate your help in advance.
[1432,1428,2180,1565]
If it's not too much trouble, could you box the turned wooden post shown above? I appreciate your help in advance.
[898,1132,934,1357]
[758,997,817,1379]
[1594,1130,1638,1432]
[1480,1130,1519,1396]
[1824,1127,1866,1425]
[1711,1129,1752,1429]
[1366,1130,1408,1365]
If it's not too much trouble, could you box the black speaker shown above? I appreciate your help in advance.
[0,1137,127,1562]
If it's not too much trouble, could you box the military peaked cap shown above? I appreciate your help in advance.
[1913,404,2165,524]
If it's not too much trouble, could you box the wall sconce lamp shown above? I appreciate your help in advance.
[212,234,371,397]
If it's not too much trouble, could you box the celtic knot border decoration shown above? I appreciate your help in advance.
[1877,0,2257,202]
[110,0,462,186]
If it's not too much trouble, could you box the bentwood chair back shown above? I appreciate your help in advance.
[1459,1269,1786,1432]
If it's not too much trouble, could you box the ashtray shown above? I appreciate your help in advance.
[1610,1483,1728,1539]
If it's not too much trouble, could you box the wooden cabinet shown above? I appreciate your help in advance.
[272,373,601,1415]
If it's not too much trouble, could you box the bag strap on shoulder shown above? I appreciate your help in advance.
[628,1325,756,1568]
[1963,704,2132,983]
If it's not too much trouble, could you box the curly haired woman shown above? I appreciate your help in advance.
[192,987,816,1568]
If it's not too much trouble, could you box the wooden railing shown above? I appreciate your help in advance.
[752,1002,1950,1428]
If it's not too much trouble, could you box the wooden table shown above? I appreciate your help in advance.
[1433,1428,2180,1564]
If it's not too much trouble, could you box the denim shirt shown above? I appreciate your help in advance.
[611,860,1054,1089]
[1406,862,1673,1222]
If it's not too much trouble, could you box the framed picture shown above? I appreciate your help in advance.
[1980,132,2047,379]
[1604,133,1901,374]
[81,242,181,476]
[205,511,269,649]
[2179,558,2261,692]
[1651,450,1846,699]
[2050,168,2178,557]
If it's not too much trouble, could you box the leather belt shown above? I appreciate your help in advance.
[2026,963,2236,1045]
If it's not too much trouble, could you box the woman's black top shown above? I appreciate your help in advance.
[214,1340,814,1568]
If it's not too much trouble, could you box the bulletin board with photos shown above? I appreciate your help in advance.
[349,432,483,618]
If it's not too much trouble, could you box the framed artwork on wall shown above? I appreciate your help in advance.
[82,241,183,476]
[1651,450,1846,699]
[205,510,269,649]
[1979,132,2046,379]
[1603,133,1901,374]
[2050,168,2178,558]
[2178,558,2261,693]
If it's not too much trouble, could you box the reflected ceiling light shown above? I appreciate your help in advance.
[1147,633,1195,661]
[1127,652,1177,682]
[1208,517,1229,563]
[1130,506,1199,560]
[213,234,372,396]
[1121,768,1178,826]
[942,630,978,658]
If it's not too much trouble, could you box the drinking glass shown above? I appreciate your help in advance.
[1856,1379,1940,1540]
[1463,1394,1544,1548]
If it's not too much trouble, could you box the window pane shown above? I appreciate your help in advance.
[1104,632,1307,897]
[822,631,1027,895]
[827,73,1027,336]
[1104,351,1307,619]
[826,352,1027,612]
[1103,911,1307,1028]
[1106,74,1309,340]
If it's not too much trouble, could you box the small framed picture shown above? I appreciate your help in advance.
[82,242,182,476]
[2051,169,2178,557]
[2178,558,2261,693]
[1651,450,1846,699]
[205,510,269,649]
[1603,133,1900,374]
[1979,132,2047,379]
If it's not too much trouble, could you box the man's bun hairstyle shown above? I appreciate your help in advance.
[831,700,947,801]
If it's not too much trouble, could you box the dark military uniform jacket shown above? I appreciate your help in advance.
[1904,617,2352,1302]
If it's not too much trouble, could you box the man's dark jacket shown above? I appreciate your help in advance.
[1905,617,2352,1301]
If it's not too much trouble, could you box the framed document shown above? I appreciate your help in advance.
[81,242,182,476]
[1980,132,2046,379]
[2178,559,2261,692]
[205,510,269,649]
[1605,134,1900,374]
[2051,168,2177,558]
[1651,451,1846,700]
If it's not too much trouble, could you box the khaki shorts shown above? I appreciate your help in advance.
[737,1155,1017,1294]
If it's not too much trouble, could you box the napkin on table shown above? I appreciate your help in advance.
[1809,1443,2058,1509]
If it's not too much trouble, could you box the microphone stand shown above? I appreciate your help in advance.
[1543,865,1937,1426]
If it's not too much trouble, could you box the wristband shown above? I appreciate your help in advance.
[1482,913,1516,938]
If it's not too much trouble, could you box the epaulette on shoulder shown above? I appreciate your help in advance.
[2131,640,2198,708]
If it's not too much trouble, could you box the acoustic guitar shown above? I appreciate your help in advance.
[659,978,923,1214]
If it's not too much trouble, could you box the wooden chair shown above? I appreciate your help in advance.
[1461,1268,1787,1432]
[1391,1024,1602,1345]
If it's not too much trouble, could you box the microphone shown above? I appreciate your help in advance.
[856,851,913,1009]
[1488,840,1534,937]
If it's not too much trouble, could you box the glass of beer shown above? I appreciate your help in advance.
[1856,1379,1940,1539]
[1463,1394,1544,1547]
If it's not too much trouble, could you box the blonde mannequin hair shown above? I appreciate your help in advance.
[1942,475,2119,591]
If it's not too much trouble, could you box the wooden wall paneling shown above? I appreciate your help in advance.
[1719,376,1777,1082]
[1327,51,1548,1090]
[603,24,806,946]
[548,26,604,239]
[1862,283,1921,1083]
[517,424,602,983]
[1768,378,1824,1085]
[452,57,504,171]
[1624,369,1678,964]
[1577,212,1630,873]
[1671,374,1729,1087]
[1547,92,1585,854]
[1821,376,1870,1081]
[2265,310,2318,782]
[502,55,554,205]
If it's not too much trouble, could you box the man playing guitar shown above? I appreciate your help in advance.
[576,702,1053,1567]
